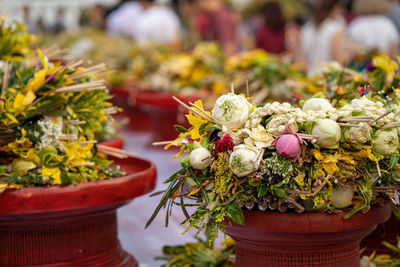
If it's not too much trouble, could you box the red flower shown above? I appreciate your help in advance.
[213,134,234,155]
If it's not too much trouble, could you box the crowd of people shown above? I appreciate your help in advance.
[21,0,400,75]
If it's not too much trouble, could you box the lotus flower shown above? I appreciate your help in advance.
[229,145,258,177]
[302,98,332,112]
[312,119,341,148]
[372,129,399,156]
[189,147,212,170]
[272,133,302,162]
[212,93,253,129]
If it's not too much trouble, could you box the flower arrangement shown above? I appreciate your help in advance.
[292,55,400,102]
[157,238,235,267]
[226,50,306,104]
[0,16,35,62]
[147,85,400,241]
[0,20,130,190]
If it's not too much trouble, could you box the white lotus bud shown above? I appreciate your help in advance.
[372,129,399,156]
[189,147,212,170]
[311,119,341,148]
[212,93,252,129]
[302,98,332,112]
[229,145,258,177]
[331,184,354,209]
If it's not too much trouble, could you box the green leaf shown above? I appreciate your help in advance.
[389,155,399,169]
[257,184,268,197]
[199,122,211,135]
[174,125,188,133]
[146,179,178,228]
[226,201,245,225]
[272,187,285,198]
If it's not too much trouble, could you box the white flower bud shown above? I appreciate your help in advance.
[189,147,212,170]
[212,93,252,129]
[302,98,332,112]
[229,145,258,177]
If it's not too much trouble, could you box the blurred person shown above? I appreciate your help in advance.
[256,1,288,55]
[133,0,181,45]
[22,6,36,33]
[189,0,238,55]
[35,18,46,34]
[388,0,400,34]
[89,5,107,30]
[301,0,355,75]
[349,0,399,58]
[107,0,143,37]
[49,8,66,34]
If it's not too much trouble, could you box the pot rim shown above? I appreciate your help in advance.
[225,202,392,234]
[0,156,157,217]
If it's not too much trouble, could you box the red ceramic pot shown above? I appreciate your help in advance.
[100,137,124,149]
[0,156,156,267]
[225,203,391,267]
[132,88,199,145]
[361,210,400,255]
[110,87,153,132]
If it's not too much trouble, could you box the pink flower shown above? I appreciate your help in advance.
[271,134,302,162]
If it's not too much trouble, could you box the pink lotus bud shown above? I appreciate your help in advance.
[271,134,302,162]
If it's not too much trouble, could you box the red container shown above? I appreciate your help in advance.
[100,137,124,149]
[225,203,391,267]
[132,88,199,145]
[361,211,400,255]
[0,156,157,266]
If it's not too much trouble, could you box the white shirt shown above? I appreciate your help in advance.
[301,18,346,75]
[349,15,399,55]
[133,6,180,45]
[107,2,143,38]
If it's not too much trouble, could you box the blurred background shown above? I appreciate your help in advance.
[2,0,400,266]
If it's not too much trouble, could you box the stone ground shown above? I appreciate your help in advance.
[117,131,201,267]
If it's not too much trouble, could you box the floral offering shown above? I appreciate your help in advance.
[148,88,400,241]
[0,20,128,190]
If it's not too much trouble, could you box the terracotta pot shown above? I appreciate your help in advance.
[225,203,391,267]
[100,137,124,149]
[131,88,199,145]
[0,156,157,266]
[361,209,400,256]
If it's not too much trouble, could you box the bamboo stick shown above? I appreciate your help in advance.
[380,122,400,129]
[152,141,174,146]
[103,107,118,115]
[370,111,392,124]
[284,196,305,213]
[64,120,86,125]
[58,134,78,140]
[188,101,213,120]
[73,162,95,167]
[172,96,213,122]
[1,61,10,95]
[338,123,360,127]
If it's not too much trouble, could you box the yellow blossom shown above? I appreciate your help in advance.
[352,146,380,162]
[42,167,62,185]
[13,90,36,113]
[0,184,7,194]
[372,55,398,83]
[312,149,355,175]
